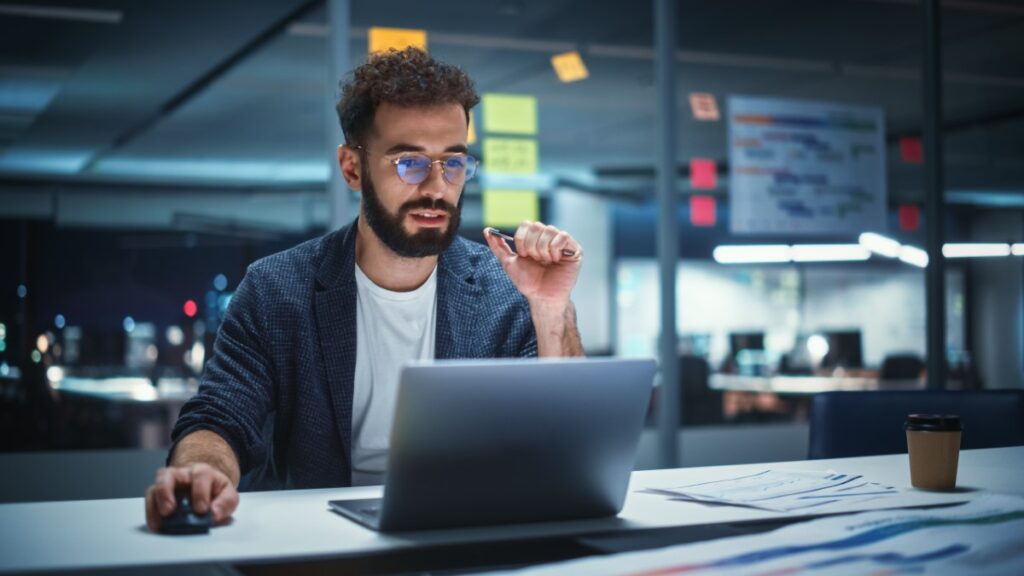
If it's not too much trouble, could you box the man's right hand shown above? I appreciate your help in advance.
[144,463,239,533]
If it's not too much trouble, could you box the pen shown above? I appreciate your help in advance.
[485,227,578,259]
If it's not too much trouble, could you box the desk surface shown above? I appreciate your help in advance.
[1,447,1020,574]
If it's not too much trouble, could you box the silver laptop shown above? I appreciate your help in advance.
[329,357,656,532]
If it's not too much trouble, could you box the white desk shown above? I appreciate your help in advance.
[1,447,1021,574]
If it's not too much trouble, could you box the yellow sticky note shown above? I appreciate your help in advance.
[368,27,427,54]
[467,112,477,145]
[483,190,539,228]
[483,138,538,174]
[551,51,589,83]
[482,93,537,135]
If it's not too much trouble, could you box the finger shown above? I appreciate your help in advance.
[145,485,161,532]
[553,231,583,262]
[518,221,547,262]
[153,468,180,516]
[483,228,516,262]
[535,226,560,264]
[190,464,213,515]
[549,230,571,263]
[210,477,240,525]
[509,220,528,259]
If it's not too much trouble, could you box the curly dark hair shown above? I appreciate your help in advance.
[336,47,479,146]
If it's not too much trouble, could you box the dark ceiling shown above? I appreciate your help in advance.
[1,0,1022,206]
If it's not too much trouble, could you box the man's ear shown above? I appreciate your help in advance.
[338,145,362,192]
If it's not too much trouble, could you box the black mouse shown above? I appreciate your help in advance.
[160,489,213,535]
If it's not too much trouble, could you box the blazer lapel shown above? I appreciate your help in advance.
[436,238,484,359]
[313,223,358,481]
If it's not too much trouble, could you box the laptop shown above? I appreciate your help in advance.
[329,357,656,532]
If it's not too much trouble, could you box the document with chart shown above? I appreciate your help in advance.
[492,495,1024,576]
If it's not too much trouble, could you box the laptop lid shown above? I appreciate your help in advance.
[371,357,655,532]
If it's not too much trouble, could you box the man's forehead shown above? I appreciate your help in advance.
[370,102,468,145]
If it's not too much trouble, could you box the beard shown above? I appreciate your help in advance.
[359,166,462,258]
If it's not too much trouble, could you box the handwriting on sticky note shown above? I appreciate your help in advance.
[483,138,538,174]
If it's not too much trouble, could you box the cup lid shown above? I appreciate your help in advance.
[905,413,962,432]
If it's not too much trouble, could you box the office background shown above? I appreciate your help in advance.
[0,0,1022,496]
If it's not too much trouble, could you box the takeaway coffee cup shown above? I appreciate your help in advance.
[905,414,961,491]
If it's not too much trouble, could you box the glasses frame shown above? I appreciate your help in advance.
[354,145,478,186]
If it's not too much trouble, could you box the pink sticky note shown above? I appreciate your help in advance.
[690,158,717,190]
[689,93,720,121]
[690,195,717,227]
[900,137,923,164]
[899,204,920,231]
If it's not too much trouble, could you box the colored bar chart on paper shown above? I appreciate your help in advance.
[728,96,886,235]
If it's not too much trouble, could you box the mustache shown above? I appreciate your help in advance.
[399,197,457,216]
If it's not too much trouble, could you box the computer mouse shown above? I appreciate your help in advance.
[160,490,213,535]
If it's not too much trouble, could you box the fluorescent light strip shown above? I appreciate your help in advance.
[713,245,791,264]
[858,232,902,258]
[899,245,929,268]
[713,244,868,264]
[942,243,1011,258]
[791,244,870,262]
[0,4,122,23]
[1013,244,1024,257]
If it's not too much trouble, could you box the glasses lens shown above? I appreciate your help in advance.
[444,155,477,183]
[395,155,432,184]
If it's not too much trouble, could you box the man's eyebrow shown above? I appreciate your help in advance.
[382,143,470,155]
[383,143,425,155]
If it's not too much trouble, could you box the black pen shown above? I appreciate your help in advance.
[485,227,578,259]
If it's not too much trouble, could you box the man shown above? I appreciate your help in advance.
[144,48,585,532]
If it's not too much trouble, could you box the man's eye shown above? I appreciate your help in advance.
[397,157,425,169]
[444,156,467,169]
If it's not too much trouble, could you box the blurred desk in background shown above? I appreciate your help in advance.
[709,373,925,395]
[709,373,927,423]
[45,374,198,449]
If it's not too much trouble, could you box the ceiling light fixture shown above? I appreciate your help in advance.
[0,3,122,23]
[858,232,902,258]
[942,243,1011,258]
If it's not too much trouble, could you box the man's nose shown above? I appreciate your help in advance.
[419,161,448,199]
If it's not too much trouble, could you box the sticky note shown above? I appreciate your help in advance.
[690,158,717,189]
[483,138,538,174]
[482,93,537,135]
[689,93,720,121]
[551,51,589,83]
[899,204,920,231]
[467,112,476,145]
[368,27,427,54]
[900,136,923,164]
[690,195,717,227]
[483,190,539,228]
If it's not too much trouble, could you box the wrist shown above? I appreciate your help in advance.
[528,298,574,327]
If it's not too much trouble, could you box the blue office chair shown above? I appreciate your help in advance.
[808,390,1024,459]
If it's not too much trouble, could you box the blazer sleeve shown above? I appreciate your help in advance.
[169,263,276,474]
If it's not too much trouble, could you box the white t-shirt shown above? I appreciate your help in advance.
[351,263,438,486]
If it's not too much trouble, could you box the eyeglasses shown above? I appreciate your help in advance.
[355,146,478,185]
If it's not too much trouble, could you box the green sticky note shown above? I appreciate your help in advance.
[483,138,538,174]
[483,93,538,135]
[483,190,539,228]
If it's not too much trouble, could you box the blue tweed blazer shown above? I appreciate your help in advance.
[170,221,537,490]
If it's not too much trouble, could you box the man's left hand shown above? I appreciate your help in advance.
[483,221,583,305]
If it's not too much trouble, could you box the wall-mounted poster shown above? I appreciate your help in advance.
[728,96,886,235]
